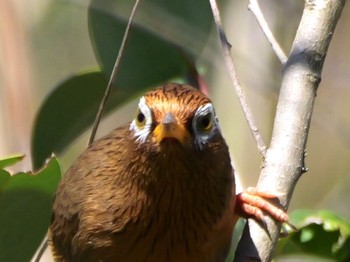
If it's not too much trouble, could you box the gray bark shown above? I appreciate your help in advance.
[234,0,347,261]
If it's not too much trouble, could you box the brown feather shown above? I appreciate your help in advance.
[49,83,236,261]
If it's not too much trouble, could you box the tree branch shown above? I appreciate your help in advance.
[88,0,142,145]
[209,0,267,157]
[248,0,287,64]
[235,0,346,261]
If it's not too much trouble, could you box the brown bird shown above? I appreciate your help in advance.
[49,83,288,261]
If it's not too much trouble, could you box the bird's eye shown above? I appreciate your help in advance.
[192,103,221,150]
[196,113,213,133]
[135,109,146,128]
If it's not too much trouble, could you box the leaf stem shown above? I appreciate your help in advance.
[88,0,143,145]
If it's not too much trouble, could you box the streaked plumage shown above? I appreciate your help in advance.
[49,84,237,261]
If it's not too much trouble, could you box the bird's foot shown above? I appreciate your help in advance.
[235,187,289,224]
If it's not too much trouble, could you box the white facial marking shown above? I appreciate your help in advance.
[129,97,153,143]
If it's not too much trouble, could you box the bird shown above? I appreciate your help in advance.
[49,83,288,261]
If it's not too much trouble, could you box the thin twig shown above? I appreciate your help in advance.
[249,0,287,64]
[33,235,48,262]
[88,0,142,145]
[209,0,267,157]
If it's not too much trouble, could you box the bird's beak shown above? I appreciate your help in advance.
[153,112,190,144]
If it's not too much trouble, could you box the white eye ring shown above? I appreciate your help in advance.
[192,103,220,150]
[130,97,153,143]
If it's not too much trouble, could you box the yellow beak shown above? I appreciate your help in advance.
[153,113,190,144]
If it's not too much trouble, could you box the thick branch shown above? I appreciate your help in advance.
[235,0,346,261]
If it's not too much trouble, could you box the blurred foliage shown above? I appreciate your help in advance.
[32,0,214,168]
[0,153,25,170]
[276,210,350,261]
[32,70,108,168]
[0,155,61,262]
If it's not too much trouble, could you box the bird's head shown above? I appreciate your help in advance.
[129,83,223,152]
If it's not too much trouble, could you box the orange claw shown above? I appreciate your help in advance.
[234,187,289,223]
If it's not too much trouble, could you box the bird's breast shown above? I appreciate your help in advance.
[107,147,236,262]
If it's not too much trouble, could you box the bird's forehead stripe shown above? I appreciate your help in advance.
[143,87,211,123]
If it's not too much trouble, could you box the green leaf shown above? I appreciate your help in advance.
[88,0,213,87]
[0,156,61,262]
[0,154,25,169]
[32,0,214,168]
[276,209,350,261]
[0,170,10,186]
[32,70,107,168]
[32,70,148,168]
